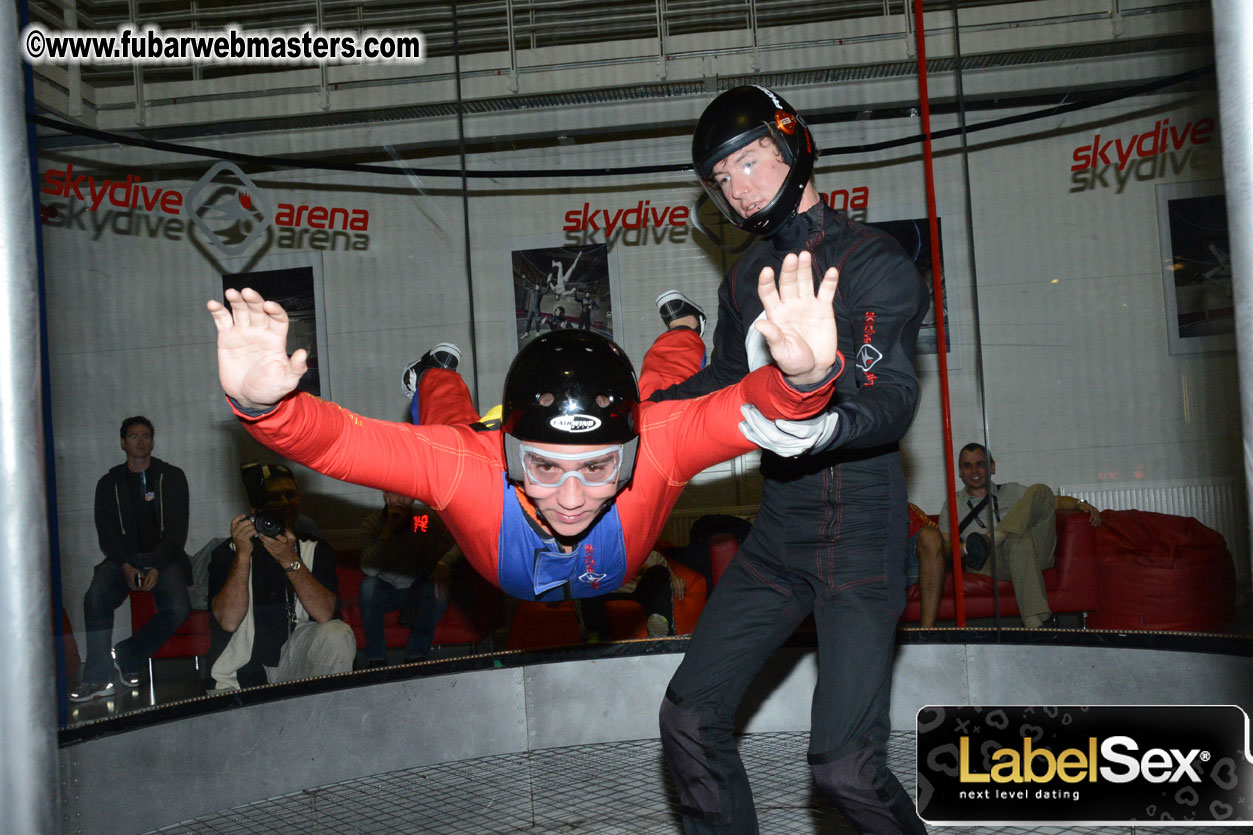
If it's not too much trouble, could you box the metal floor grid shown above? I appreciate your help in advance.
[148,731,1204,834]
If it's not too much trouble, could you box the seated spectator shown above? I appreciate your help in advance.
[70,415,191,702]
[207,462,354,690]
[905,502,945,628]
[938,443,1100,627]
[665,514,753,594]
[577,550,684,641]
[358,491,464,666]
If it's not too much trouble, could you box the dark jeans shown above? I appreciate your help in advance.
[659,490,926,835]
[82,557,190,682]
[358,575,448,661]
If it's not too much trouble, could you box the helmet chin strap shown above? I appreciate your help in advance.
[769,198,824,249]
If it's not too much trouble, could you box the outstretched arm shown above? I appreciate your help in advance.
[207,288,308,412]
[1057,495,1101,527]
[638,253,842,482]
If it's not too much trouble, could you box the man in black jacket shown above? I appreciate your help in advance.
[70,416,192,702]
[654,86,930,834]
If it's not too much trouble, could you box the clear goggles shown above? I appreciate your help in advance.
[518,443,624,489]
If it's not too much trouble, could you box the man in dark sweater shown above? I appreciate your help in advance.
[70,416,191,702]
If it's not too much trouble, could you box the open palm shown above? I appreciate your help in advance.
[755,251,840,385]
[207,288,308,411]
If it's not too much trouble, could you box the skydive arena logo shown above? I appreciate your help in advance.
[40,161,371,254]
[186,161,274,255]
[917,705,1253,825]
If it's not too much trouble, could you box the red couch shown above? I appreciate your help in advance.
[129,591,213,686]
[899,510,1100,623]
[130,548,507,680]
[505,558,707,651]
[1086,510,1235,631]
[334,548,506,654]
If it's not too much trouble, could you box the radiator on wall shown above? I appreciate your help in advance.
[1059,479,1250,594]
[659,505,758,547]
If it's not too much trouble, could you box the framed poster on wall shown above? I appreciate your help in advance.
[1156,180,1233,355]
[220,252,329,398]
[511,243,613,351]
[869,216,957,369]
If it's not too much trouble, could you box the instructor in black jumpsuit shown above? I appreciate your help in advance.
[653,85,930,834]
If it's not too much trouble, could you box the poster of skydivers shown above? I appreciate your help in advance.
[1165,195,1232,344]
[1155,180,1232,355]
[869,217,950,358]
[512,243,612,350]
[222,265,323,397]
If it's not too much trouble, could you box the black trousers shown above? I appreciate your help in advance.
[659,462,926,834]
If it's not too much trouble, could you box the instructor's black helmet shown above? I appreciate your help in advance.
[502,329,641,489]
[692,85,817,237]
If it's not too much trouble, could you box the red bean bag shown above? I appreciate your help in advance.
[1087,510,1236,631]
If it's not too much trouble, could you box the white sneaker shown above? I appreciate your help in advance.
[112,646,141,688]
[655,290,706,337]
[401,343,461,399]
[68,680,115,702]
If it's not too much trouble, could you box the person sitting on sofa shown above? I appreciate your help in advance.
[576,549,684,641]
[905,502,945,628]
[358,491,464,666]
[207,462,356,690]
[937,443,1101,627]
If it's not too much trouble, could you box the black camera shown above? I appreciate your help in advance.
[250,509,285,538]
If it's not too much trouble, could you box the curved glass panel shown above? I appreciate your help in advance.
[26,1,1247,750]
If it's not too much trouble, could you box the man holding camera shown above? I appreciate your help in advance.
[206,462,354,690]
[70,416,192,702]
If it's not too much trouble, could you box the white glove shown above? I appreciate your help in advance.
[738,404,840,457]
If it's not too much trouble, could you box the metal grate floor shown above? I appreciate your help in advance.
[148,731,1204,834]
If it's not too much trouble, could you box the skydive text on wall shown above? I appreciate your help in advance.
[1070,118,1214,172]
[40,164,370,231]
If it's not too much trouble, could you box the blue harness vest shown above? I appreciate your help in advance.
[496,473,629,600]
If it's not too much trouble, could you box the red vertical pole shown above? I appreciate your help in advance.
[912,0,965,626]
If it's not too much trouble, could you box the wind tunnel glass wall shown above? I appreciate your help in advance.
[34,2,1249,729]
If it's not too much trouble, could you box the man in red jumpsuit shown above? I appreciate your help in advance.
[207,252,841,601]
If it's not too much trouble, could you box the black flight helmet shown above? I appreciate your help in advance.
[692,85,817,237]
[502,329,641,489]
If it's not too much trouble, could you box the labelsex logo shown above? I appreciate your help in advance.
[960,735,1206,785]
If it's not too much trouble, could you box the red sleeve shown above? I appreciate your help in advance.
[636,360,841,483]
[231,393,505,585]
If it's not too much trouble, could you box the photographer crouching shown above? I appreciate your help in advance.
[207,462,355,690]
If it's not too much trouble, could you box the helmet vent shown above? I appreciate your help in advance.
[595,394,611,408]
[538,392,555,406]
